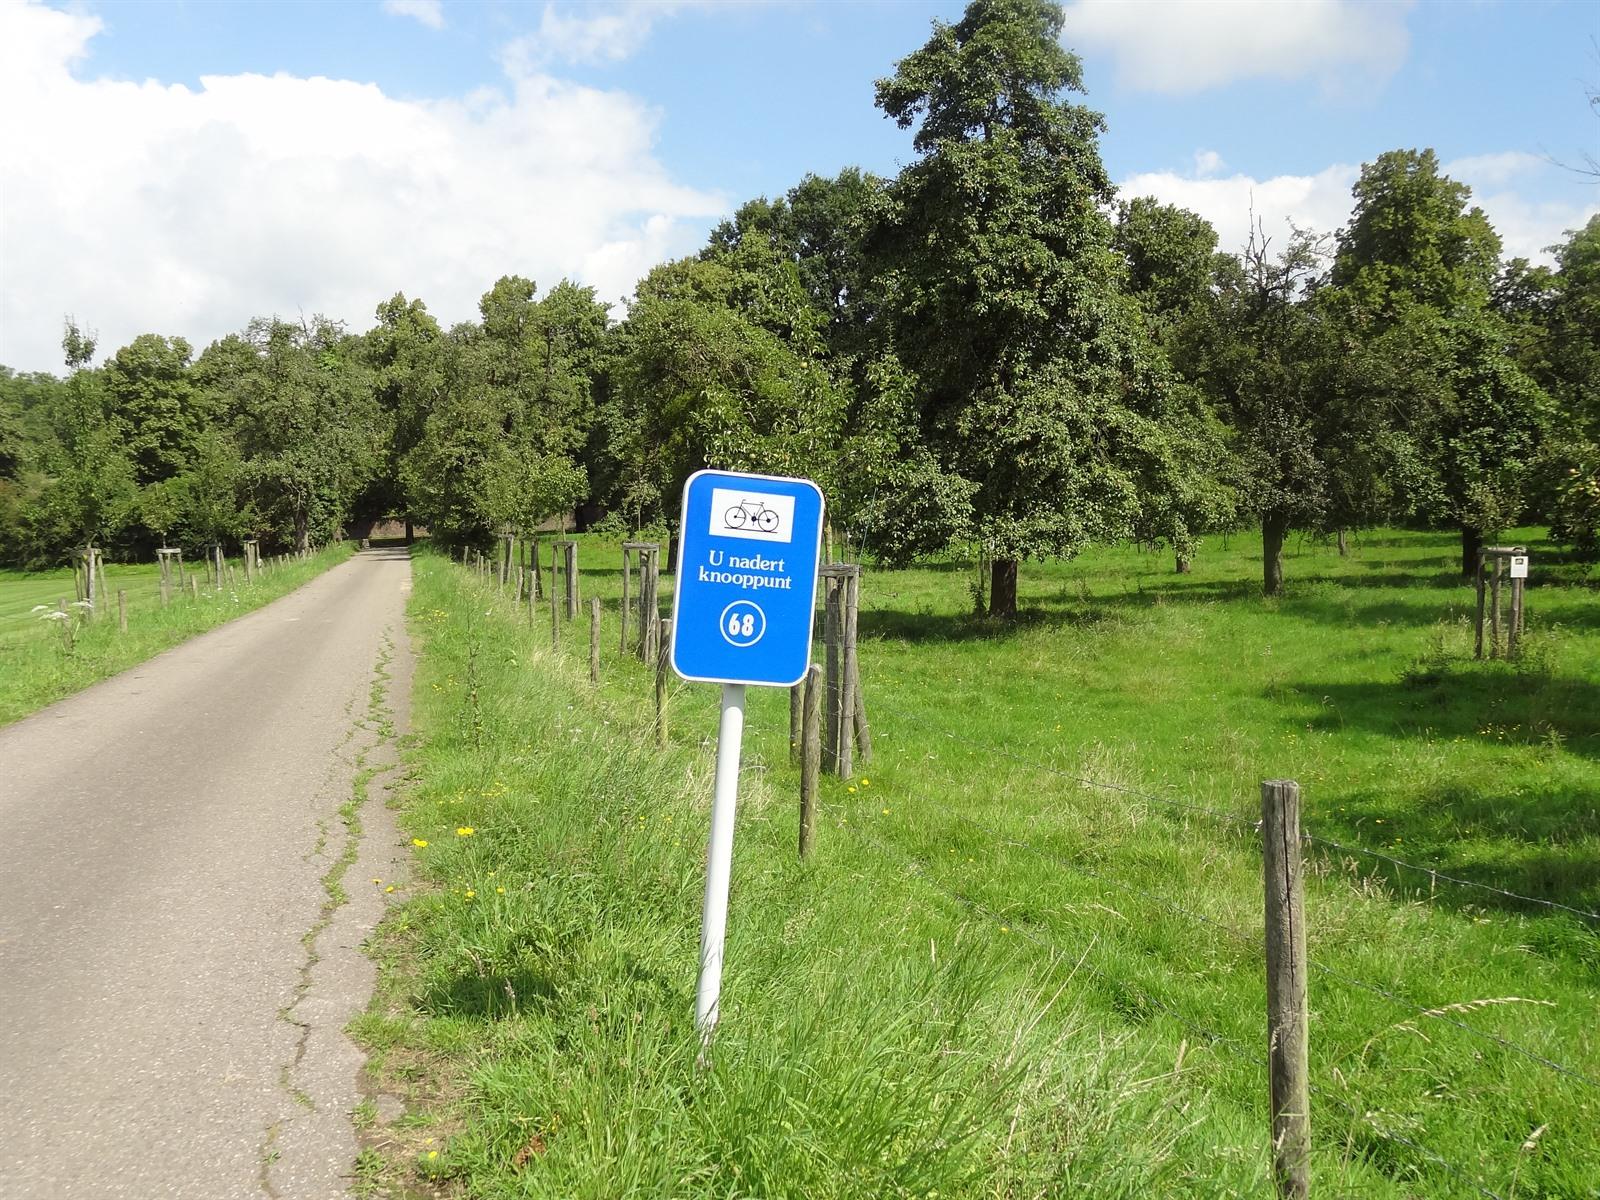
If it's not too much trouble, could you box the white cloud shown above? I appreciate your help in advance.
[1192,149,1225,178]
[502,2,681,71]
[1063,0,1412,94]
[1117,153,1598,267]
[382,0,445,31]
[1117,163,1360,258]
[0,0,724,374]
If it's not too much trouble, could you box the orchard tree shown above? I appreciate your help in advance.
[1326,149,1547,574]
[871,0,1193,615]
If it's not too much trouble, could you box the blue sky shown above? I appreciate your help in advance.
[1,0,1595,373]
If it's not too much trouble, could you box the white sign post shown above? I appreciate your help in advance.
[671,470,824,1047]
[1509,555,1528,579]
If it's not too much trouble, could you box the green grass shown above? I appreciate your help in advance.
[364,530,1599,1198]
[0,544,354,726]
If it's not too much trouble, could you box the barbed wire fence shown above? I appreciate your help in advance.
[842,695,1597,1198]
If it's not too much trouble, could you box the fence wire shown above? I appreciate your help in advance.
[854,704,1600,1096]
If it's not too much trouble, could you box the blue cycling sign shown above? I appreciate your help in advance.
[670,470,825,687]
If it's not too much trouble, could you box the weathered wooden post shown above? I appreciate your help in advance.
[1474,550,1487,659]
[620,543,633,654]
[189,576,199,601]
[790,682,803,764]
[822,572,842,772]
[95,547,109,619]
[563,540,579,619]
[799,663,822,858]
[1490,553,1503,659]
[79,547,99,620]
[646,546,660,662]
[1262,779,1310,1200]
[589,598,601,685]
[157,547,178,606]
[1507,547,1528,659]
[642,546,662,662]
[550,552,561,648]
[838,564,859,779]
[243,539,258,583]
[117,589,128,634]
[654,617,670,750]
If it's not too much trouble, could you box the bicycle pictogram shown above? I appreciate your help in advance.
[723,498,782,533]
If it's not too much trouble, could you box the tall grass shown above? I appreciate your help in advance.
[367,533,1598,1198]
[0,544,353,726]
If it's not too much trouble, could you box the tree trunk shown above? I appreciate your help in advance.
[1263,512,1290,597]
[1337,528,1348,556]
[989,558,1019,619]
[405,520,414,544]
[1461,525,1482,577]
[1175,550,1192,574]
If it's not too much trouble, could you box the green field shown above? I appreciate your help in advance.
[359,530,1598,1198]
[0,545,354,726]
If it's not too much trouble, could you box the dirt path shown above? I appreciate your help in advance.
[0,546,415,1199]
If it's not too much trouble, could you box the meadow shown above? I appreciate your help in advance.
[358,528,1599,1199]
[0,544,354,726]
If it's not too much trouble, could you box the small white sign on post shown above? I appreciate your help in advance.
[1509,555,1529,579]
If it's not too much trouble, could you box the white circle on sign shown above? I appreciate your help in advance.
[718,600,766,648]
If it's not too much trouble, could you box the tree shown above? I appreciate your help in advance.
[871,0,1191,615]
[202,317,384,551]
[33,321,137,562]
[600,257,845,530]
[102,334,207,486]
[402,277,602,547]
[1115,199,1241,570]
[1327,149,1548,574]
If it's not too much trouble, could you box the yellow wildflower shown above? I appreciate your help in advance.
[412,838,429,848]
[456,826,475,837]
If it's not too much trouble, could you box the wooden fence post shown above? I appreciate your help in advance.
[564,541,579,619]
[1473,551,1487,659]
[589,598,601,684]
[620,544,632,654]
[1262,779,1310,1200]
[852,649,873,766]
[822,577,841,773]
[644,547,659,663]
[838,565,859,779]
[1508,547,1526,659]
[189,577,199,601]
[790,682,802,764]
[654,618,670,750]
[550,554,560,648]
[117,589,127,634]
[799,663,822,857]
[1490,554,1503,659]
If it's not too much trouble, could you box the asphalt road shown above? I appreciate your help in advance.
[0,547,414,1200]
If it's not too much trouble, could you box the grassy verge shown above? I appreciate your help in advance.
[0,544,354,726]
[365,532,1597,1198]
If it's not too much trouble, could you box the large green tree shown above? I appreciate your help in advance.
[1327,149,1549,573]
[402,277,601,547]
[869,0,1189,615]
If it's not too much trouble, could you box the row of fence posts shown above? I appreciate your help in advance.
[51,539,304,651]
[1474,544,1527,660]
[453,541,1320,1198]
